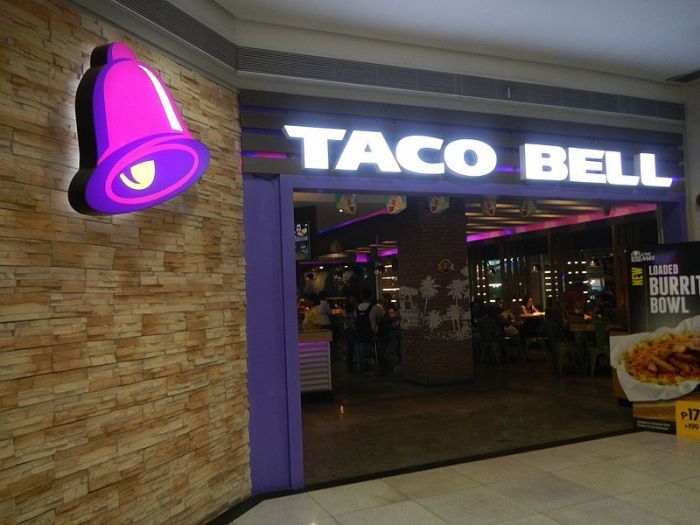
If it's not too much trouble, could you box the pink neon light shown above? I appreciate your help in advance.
[355,253,369,263]
[466,203,656,242]
[379,248,398,257]
[245,152,289,159]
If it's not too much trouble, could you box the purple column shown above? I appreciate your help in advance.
[244,174,303,493]
[659,199,688,243]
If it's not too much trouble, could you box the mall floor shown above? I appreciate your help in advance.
[233,431,700,524]
[302,355,634,484]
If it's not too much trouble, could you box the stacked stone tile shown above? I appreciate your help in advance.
[1,0,250,523]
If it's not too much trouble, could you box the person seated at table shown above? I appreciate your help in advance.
[519,296,543,338]
[520,296,542,317]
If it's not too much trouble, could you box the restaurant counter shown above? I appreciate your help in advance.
[298,329,333,394]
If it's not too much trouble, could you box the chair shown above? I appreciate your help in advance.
[587,319,610,375]
[541,320,582,374]
[478,318,505,364]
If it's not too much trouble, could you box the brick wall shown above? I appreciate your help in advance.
[398,197,473,384]
[1,0,249,523]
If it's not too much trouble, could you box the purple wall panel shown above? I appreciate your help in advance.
[244,174,302,493]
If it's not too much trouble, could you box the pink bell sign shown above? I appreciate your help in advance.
[69,42,209,214]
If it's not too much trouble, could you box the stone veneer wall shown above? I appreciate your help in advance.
[1,1,249,523]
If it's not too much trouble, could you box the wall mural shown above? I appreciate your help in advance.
[400,265,472,340]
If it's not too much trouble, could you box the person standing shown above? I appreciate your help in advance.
[355,289,383,373]
[317,291,332,329]
[343,294,358,371]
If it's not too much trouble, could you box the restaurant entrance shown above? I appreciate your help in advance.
[241,90,686,493]
[292,190,660,485]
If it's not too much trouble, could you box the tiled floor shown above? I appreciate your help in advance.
[233,432,700,525]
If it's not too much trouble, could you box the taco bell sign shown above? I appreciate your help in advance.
[69,42,209,214]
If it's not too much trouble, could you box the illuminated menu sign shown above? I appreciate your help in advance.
[629,243,700,332]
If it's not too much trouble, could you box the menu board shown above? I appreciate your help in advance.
[610,242,700,410]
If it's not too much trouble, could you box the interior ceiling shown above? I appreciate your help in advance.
[294,192,618,235]
[216,0,700,81]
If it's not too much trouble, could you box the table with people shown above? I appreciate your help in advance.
[473,294,611,374]
[299,289,402,379]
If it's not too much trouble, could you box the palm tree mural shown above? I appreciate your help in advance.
[446,303,462,332]
[419,275,440,314]
[460,265,470,278]
[446,279,469,305]
[426,310,442,332]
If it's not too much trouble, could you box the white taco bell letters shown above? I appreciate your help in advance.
[283,125,672,188]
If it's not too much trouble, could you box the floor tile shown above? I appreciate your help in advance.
[384,467,480,499]
[616,482,700,525]
[554,461,667,495]
[516,446,601,472]
[309,479,406,516]
[613,450,700,481]
[675,476,700,491]
[449,456,548,485]
[335,500,446,525]
[488,473,603,512]
[418,486,537,525]
[291,519,339,525]
[233,493,332,525]
[545,497,676,525]
[559,437,651,461]
[492,516,561,525]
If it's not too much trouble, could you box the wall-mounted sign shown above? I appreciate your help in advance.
[519,199,537,217]
[386,195,407,214]
[429,196,450,214]
[335,193,357,214]
[482,197,497,217]
[611,242,700,403]
[69,42,209,214]
[519,144,672,188]
[282,125,673,189]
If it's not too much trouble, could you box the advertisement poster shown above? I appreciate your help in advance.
[610,242,700,425]
[294,222,310,261]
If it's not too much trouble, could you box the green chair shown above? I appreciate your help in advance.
[588,319,610,376]
[541,320,582,374]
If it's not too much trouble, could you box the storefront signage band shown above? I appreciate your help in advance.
[283,125,673,188]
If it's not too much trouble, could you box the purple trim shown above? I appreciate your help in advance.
[318,208,389,234]
[244,152,290,159]
[244,175,301,493]
[298,259,347,266]
[280,178,306,490]
[659,200,687,243]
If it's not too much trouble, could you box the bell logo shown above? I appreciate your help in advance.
[69,42,209,214]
